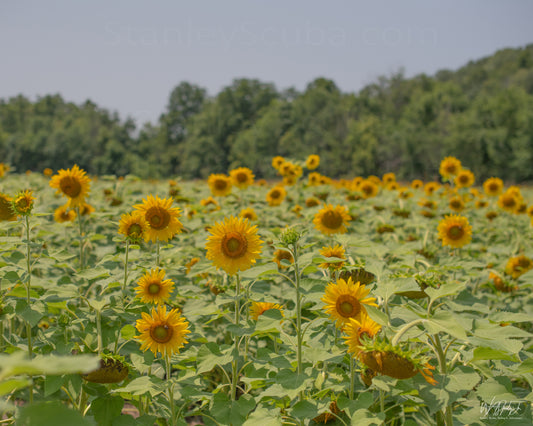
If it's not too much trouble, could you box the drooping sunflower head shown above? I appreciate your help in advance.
[437,214,472,248]
[250,301,284,320]
[339,268,376,286]
[205,216,263,275]
[313,204,351,235]
[11,190,35,216]
[343,314,382,356]
[483,177,503,197]
[239,207,258,221]
[0,193,17,221]
[118,211,149,242]
[319,244,346,270]
[305,154,320,170]
[207,174,232,197]
[135,268,175,304]
[49,165,91,207]
[454,169,475,188]
[359,180,379,199]
[439,156,461,179]
[266,186,287,206]
[82,354,129,384]
[273,249,294,269]
[135,305,190,357]
[321,277,378,328]
[448,196,465,212]
[505,255,533,279]
[271,156,285,171]
[134,195,183,243]
[54,204,77,223]
[229,167,255,189]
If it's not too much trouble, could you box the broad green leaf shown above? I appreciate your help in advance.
[476,377,517,401]
[91,396,124,426]
[120,325,136,341]
[0,378,32,396]
[0,353,99,379]
[424,281,464,302]
[472,347,518,362]
[77,268,110,281]
[16,401,94,426]
[112,375,165,397]
[196,343,232,373]
[514,358,533,374]
[2,271,20,283]
[291,400,319,419]
[425,311,468,340]
[44,375,64,397]
[365,305,389,326]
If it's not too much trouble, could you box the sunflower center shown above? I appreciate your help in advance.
[221,232,248,258]
[362,184,373,195]
[451,200,462,208]
[336,295,361,318]
[236,173,247,183]
[146,207,170,230]
[489,183,499,192]
[59,176,82,198]
[214,179,227,190]
[448,225,464,240]
[459,175,468,184]
[445,164,457,174]
[321,211,343,229]
[503,196,515,207]
[128,223,143,238]
[271,190,281,199]
[148,283,161,294]
[150,324,173,343]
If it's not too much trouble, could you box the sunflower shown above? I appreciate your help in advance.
[437,214,472,248]
[448,196,465,212]
[343,314,381,356]
[118,211,149,242]
[239,207,258,221]
[359,180,379,199]
[43,168,53,177]
[313,204,351,235]
[135,305,190,357]
[319,245,346,270]
[321,277,377,328]
[200,196,220,211]
[54,204,77,223]
[79,202,95,216]
[12,190,35,216]
[481,177,502,196]
[135,268,175,304]
[49,165,91,207]
[205,216,263,275]
[266,186,286,206]
[134,195,183,243]
[271,156,285,170]
[305,154,320,170]
[250,301,284,320]
[229,167,255,189]
[82,355,129,384]
[283,175,298,186]
[0,193,16,221]
[308,172,322,186]
[411,179,423,189]
[439,156,461,179]
[305,197,321,208]
[0,163,9,178]
[185,257,200,274]
[273,249,294,269]
[527,205,533,219]
[497,192,518,213]
[454,169,475,188]
[424,182,440,196]
[207,174,232,197]
[382,172,396,185]
[505,255,533,279]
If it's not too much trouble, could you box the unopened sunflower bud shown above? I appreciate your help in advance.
[280,227,300,247]
[12,190,35,216]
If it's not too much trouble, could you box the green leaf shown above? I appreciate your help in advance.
[239,263,278,279]
[44,375,64,397]
[425,311,468,340]
[77,268,110,281]
[120,325,136,341]
[196,343,233,374]
[210,393,255,425]
[91,396,124,426]
[112,375,165,397]
[349,409,385,425]
[16,401,94,426]
[0,378,32,396]
[476,377,517,401]
[514,358,533,374]
[418,385,450,415]
[424,281,464,302]
[291,400,319,419]
[243,404,282,425]
[365,305,389,326]
[0,353,99,379]
[20,306,44,327]
[2,271,20,283]
[472,347,518,362]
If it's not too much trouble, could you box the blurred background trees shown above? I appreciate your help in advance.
[1,44,532,181]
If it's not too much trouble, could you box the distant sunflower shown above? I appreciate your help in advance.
[134,195,183,243]
[49,165,91,207]
[200,196,219,210]
[527,205,533,219]
[118,211,149,242]
[319,245,345,270]
[43,168,53,177]
[343,314,381,357]
[497,192,518,213]
[321,277,377,328]
[273,249,294,269]
[266,186,286,206]
[250,301,284,320]
[135,305,190,357]
[308,172,322,186]
[439,156,461,179]
[0,193,16,221]
[207,174,232,197]
[305,197,321,208]
[271,156,285,170]
[424,182,440,196]
[12,190,35,216]
[359,180,379,199]
[205,216,263,275]
[313,204,351,235]
[411,179,423,189]
[382,172,396,185]
[448,196,465,212]
[505,255,533,279]
[305,154,320,170]
[483,177,503,197]
[79,202,95,216]
[54,204,77,223]
[239,207,258,221]
[135,268,175,304]
[229,167,255,189]
[454,169,475,188]
[437,214,472,248]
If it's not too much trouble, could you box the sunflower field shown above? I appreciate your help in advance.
[0,156,532,426]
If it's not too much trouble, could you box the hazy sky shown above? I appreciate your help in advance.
[2,1,533,126]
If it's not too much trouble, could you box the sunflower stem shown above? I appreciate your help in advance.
[349,355,355,400]
[96,309,103,355]
[24,215,34,403]
[76,207,85,270]
[122,239,130,294]
[230,274,241,401]
[433,334,453,426]
[155,239,161,267]
[166,355,176,426]
[379,389,385,413]
[391,319,426,347]
[292,242,304,401]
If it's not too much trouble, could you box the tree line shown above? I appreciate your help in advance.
[1,44,533,181]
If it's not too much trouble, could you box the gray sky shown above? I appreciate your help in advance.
[2,0,533,126]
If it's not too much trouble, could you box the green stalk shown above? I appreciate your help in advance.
[349,355,355,400]
[433,334,453,425]
[76,207,84,269]
[166,355,176,426]
[122,239,130,294]
[96,310,103,355]
[391,319,426,346]
[24,216,34,404]
[230,274,241,401]
[156,239,161,267]
[292,243,303,401]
